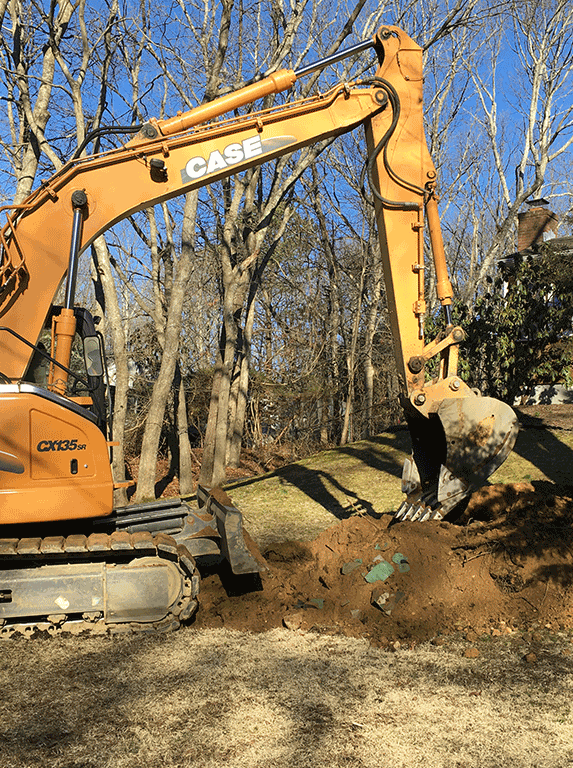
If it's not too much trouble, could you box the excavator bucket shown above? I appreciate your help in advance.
[395,394,518,522]
[194,485,263,575]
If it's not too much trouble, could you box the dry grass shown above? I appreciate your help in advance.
[5,423,573,767]
[225,426,573,546]
[2,627,573,768]
[226,431,411,545]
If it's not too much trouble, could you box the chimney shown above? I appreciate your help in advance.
[517,198,559,252]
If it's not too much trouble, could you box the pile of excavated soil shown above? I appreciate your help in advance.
[193,482,573,646]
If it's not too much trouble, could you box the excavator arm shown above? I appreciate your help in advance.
[362,29,518,520]
[0,26,517,525]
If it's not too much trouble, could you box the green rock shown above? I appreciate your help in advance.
[364,560,394,583]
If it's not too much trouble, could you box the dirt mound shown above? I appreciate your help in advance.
[193,482,573,646]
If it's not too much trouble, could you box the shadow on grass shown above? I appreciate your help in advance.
[226,428,410,520]
[272,464,378,520]
[511,412,573,485]
[336,428,410,474]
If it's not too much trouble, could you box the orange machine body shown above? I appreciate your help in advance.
[0,385,112,524]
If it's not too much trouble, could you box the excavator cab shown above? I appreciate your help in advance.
[23,306,108,434]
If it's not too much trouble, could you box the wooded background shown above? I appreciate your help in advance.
[1,0,572,502]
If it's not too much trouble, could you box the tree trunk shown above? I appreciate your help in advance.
[340,263,365,446]
[175,363,194,495]
[198,349,225,487]
[134,192,198,501]
[363,236,383,437]
[91,236,130,506]
[199,253,253,486]
[227,282,256,467]
[206,290,243,487]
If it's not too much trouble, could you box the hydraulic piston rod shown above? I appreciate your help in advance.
[294,39,375,78]
[140,38,376,139]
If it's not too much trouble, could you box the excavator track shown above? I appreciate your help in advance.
[0,531,199,638]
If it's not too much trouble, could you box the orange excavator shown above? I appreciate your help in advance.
[0,26,517,635]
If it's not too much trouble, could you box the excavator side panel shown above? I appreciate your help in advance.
[0,386,113,524]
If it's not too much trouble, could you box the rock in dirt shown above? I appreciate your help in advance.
[463,647,480,659]
[341,559,363,575]
[364,560,394,583]
[371,587,391,611]
[391,552,410,573]
[371,587,405,615]
[283,611,305,630]
[524,652,538,664]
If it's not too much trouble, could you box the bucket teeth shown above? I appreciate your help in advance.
[394,498,443,523]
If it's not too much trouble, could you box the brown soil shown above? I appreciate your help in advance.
[515,403,573,430]
[194,481,573,647]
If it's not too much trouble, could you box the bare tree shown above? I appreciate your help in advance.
[0,0,74,201]
[0,0,139,501]
[458,0,573,301]
[191,0,391,486]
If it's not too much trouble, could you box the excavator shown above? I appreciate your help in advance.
[0,26,517,635]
